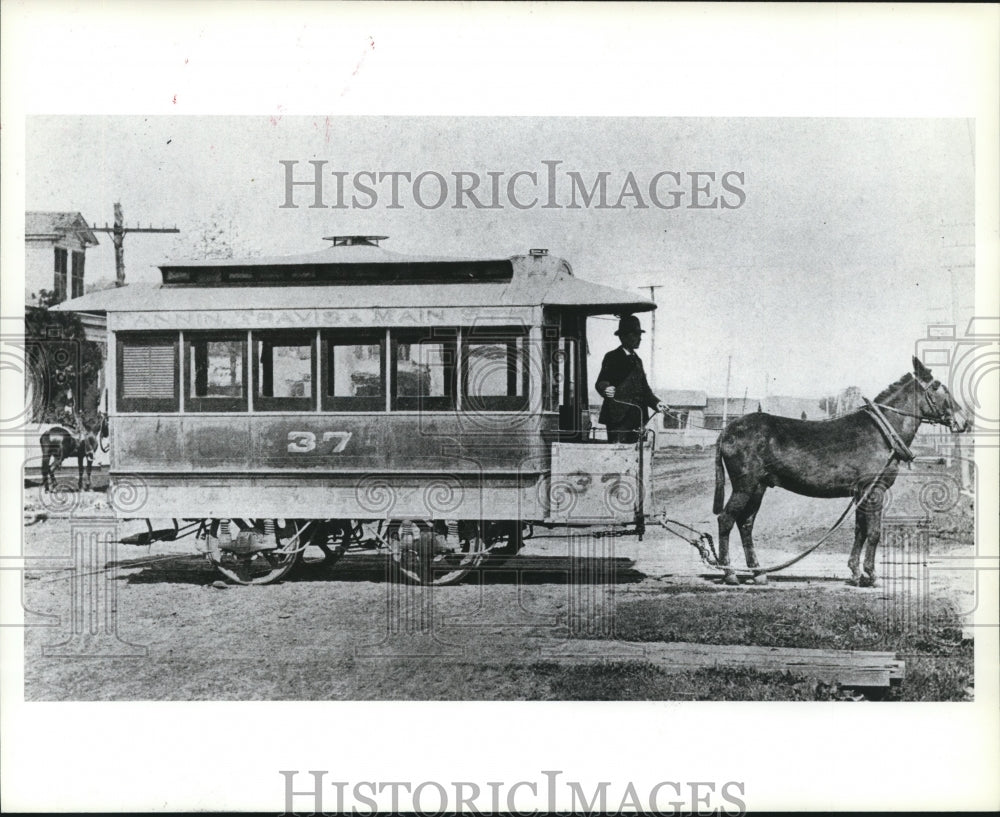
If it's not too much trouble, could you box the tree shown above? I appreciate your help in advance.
[24,290,104,424]
[820,386,864,418]
[818,394,838,416]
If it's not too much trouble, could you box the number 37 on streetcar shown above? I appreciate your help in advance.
[53,235,658,585]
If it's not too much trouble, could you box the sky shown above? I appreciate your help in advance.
[24,115,974,401]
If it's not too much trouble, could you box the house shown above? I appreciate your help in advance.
[24,212,106,425]
[653,392,828,449]
[761,395,826,421]
[702,395,826,428]
[653,389,717,448]
[659,390,707,429]
[703,395,760,430]
[590,390,712,444]
[25,211,99,305]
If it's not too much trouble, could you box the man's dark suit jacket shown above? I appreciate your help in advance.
[595,346,661,431]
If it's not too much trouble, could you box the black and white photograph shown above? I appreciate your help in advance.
[2,3,998,814]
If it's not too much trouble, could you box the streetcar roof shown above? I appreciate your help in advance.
[51,241,655,317]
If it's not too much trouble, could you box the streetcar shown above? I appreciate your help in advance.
[53,235,657,585]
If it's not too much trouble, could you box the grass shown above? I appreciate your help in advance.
[608,587,964,652]
[545,587,975,701]
[524,649,973,701]
[538,662,872,701]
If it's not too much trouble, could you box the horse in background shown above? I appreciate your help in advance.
[39,412,107,492]
[714,357,969,587]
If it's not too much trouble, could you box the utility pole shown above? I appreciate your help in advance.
[91,202,179,287]
[722,355,732,426]
[641,284,664,391]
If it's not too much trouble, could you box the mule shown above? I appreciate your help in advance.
[713,357,969,587]
[39,413,106,492]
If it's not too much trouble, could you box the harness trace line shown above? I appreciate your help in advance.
[652,451,899,578]
[644,376,959,579]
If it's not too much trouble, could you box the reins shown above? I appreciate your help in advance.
[653,450,899,577]
[605,376,949,579]
[652,381,944,578]
[602,397,901,577]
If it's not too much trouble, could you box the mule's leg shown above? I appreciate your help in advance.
[860,490,886,587]
[78,454,84,490]
[82,454,93,491]
[848,502,869,585]
[737,491,767,584]
[718,489,752,585]
[49,455,64,491]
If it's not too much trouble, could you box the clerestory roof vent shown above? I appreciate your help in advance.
[322,235,389,247]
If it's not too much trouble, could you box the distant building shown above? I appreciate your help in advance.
[660,390,707,430]
[25,212,106,422]
[653,390,716,448]
[25,212,99,305]
[649,391,827,449]
[703,395,760,430]
[760,395,826,421]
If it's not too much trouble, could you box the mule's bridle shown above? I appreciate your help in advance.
[875,376,955,427]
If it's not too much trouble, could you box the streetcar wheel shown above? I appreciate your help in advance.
[210,518,305,585]
[388,520,487,586]
[481,521,524,564]
[300,519,350,568]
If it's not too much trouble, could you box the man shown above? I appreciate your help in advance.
[595,314,668,443]
[63,390,84,436]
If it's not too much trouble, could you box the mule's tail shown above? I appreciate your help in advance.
[39,437,50,484]
[713,442,727,515]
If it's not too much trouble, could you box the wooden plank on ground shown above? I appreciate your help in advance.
[502,638,905,687]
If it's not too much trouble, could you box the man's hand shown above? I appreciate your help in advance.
[604,386,616,399]
[656,402,669,413]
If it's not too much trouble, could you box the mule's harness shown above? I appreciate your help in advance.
[862,399,915,463]
[653,380,951,577]
[653,449,900,577]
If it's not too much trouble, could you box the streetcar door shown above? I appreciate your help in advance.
[545,311,589,441]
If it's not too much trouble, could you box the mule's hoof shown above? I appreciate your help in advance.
[859,574,877,588]
[722,572,739,586]
[749,573,768,585]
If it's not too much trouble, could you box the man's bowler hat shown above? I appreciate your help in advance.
[614,315,646,336]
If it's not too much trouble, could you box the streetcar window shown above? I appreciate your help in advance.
[462,327,529,412]
[391,330,457,411]
[254,332,315,411]
[321,331,385,411]
[543,334,576,412]
[185,334,248,412]
[116,334,179,413]
[542,330,560,411]
[561,338,577,408]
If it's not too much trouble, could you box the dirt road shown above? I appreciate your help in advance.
[20,452,976,700]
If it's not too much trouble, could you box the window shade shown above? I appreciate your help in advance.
[122,343,175,398]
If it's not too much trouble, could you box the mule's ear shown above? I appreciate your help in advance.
[912,355,933,382]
